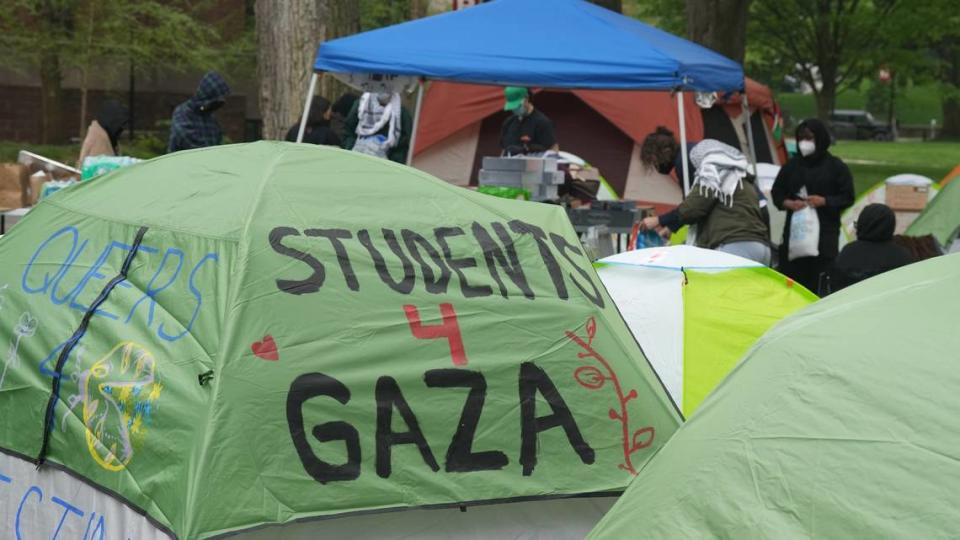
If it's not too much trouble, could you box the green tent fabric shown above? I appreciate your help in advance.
[906,176,960,246]
[588,253,960,539]
[0,142,680,539]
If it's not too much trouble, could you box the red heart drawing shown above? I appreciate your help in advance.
[251,335,279,361]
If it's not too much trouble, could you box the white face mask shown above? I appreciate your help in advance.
[798,140,816,157]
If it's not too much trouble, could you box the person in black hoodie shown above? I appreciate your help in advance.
[167,71,231,153]
[772,119,855,293]
[78,100,128,165]
[285,96,341,146]
[831,204,913,292]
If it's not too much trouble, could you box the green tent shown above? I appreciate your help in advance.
[588,253,960,539]
[906,176,960,250]
[0,142,680,539]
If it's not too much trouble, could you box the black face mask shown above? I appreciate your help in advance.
[656,162,674,175]
[201,100,225,114]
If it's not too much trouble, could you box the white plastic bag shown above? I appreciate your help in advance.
[352,135,390,159]
[788,187,820,261]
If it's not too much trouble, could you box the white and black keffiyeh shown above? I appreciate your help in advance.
[355,92,402,149]
[689,139,750,207]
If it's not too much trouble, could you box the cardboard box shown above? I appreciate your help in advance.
[0,164,28,210]
[572,166,602,182]
[885,184,929,211]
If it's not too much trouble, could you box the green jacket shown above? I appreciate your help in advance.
[661,177,769,249]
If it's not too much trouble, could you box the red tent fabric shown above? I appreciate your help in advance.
[414,78,779,157]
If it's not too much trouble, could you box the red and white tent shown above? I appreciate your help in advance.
[412,78,786,211]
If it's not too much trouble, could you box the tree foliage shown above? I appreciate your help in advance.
[0,0,236,142]
[748,0,901,120]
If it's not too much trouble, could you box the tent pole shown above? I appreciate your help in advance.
[296,72,319,143]
[406,80,425,166]
[742,92,758,176]
[677,90,691,197]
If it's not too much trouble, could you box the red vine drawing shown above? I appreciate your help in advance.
[565,317,654,475]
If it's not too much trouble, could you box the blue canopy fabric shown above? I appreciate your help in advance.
[313,0,744,92]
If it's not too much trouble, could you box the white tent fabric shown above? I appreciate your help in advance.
[601,245,763,271]
[1,451,615,540]
[1,452,169,539]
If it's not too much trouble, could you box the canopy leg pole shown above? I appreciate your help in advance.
[677,90,691,197]
[296,72,319,143]
[742,93,758,176]
[407,80,425,166]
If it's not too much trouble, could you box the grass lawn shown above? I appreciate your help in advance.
[0,141,80,165]
[829,141,960,196]
[778,84,943,127]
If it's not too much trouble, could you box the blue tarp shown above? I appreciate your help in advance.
[313,0,744,92]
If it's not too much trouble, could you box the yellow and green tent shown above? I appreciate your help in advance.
[596,246,815,416]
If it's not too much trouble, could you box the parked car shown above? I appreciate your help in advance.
[829,110,894,141]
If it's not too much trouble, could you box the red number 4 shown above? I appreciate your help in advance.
[403,303,468,366]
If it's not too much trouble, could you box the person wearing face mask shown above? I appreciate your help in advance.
[830,203,913,292]
[639,126,697,192]
[499,87,557,156]
[771,118,855,293]
[167,71,231,153]
[342,91,412,163]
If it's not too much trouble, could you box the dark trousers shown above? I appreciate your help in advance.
[780,255,834,296]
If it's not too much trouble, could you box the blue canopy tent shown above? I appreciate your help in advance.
[303,0,750,193]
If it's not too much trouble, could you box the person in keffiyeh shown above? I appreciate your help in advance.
[167,71,231,154]
[640,139,772,265]
[342,92,412,163]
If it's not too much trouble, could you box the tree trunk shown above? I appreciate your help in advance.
[255,0,326,140]
[587,0,622,12]
[320,0,361,102]
[939,40,960,139]
[813,63,839,122]
[39,51,63,144]
[685,0,750,64]
[79,68,89,141]
[410,0,429,19]
[943,96,960,139]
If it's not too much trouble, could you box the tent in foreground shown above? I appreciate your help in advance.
[589,253,960,539]
[0,142,680,539]
[595,246,814,416]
